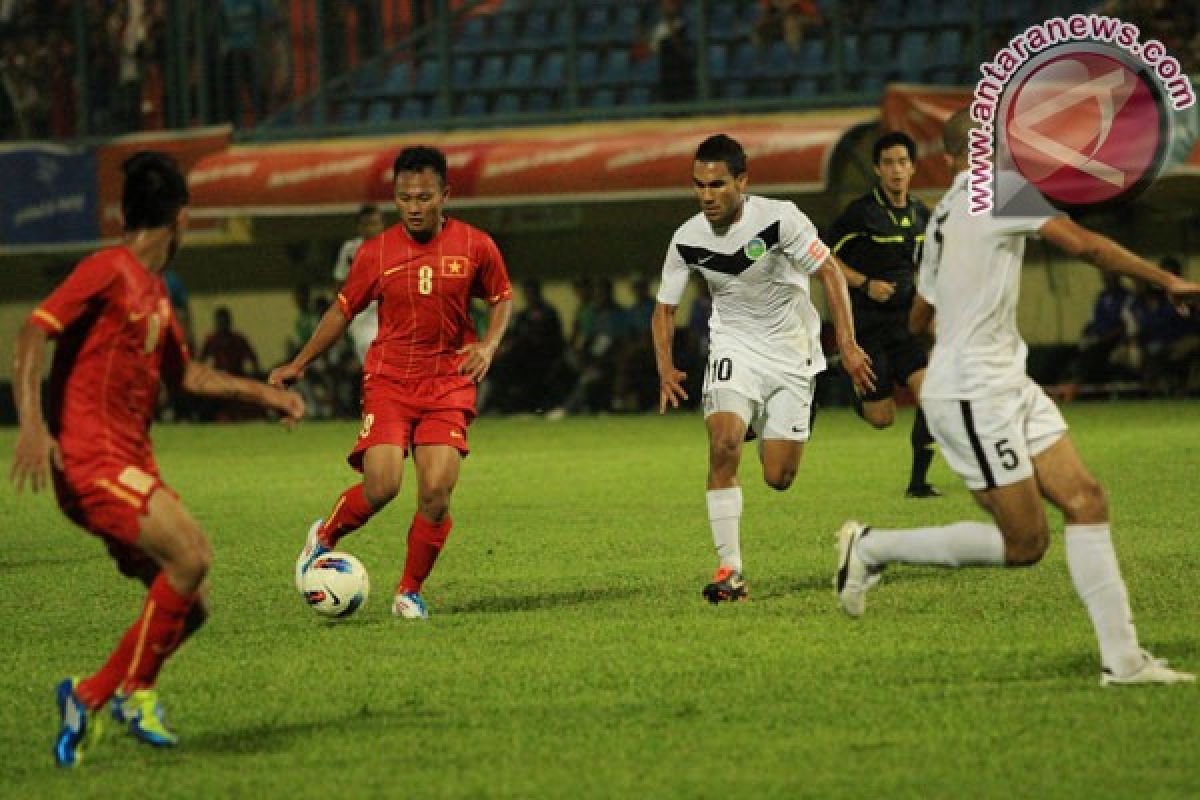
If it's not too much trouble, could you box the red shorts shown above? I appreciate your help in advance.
[348,374,477,470]
[53,461,175,579]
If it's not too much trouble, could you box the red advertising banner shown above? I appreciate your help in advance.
[186,110,875,217]
[95,126,233,237]
[880,84,973,190]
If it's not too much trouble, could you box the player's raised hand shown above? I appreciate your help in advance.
[9,423,62,494]
[842,342,876,395]
[268,361,305,388]
[658,367,688,414]
[457,341,497,383]
[866,279,896,304]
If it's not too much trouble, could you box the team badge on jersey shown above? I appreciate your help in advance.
[441,255,469,277]
[743,238,768,260]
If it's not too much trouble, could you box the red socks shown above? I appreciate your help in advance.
[319,484,376,548]
[76,573,196,708]
[398,514,453,594]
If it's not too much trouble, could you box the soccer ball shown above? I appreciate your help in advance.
[301,552,369,618]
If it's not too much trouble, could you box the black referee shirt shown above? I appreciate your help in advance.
[827,185,929,317]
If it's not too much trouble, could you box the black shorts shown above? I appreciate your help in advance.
[854,315,928,403]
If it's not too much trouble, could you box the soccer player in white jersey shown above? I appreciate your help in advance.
[653,134,875,603]
[835,109,1200,685]
[332,205,386,363]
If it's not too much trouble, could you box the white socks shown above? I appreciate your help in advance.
[856,521,1006,568]
[1065,523,1143,677]
[706,487,743,571]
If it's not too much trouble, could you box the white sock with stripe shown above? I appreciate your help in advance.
[706,487,743,571]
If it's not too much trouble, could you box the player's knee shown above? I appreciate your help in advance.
[763,465,796,491]
[709,435,742,467]
[863,407,894,429]
[1004,523,1049,567]
[1062,478,1108,523]
[417,486,452,520]
[172,527,211,584]
[363,475,400,508]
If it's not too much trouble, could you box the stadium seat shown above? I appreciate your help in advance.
[366,100,392,123]
[587,88,616,108]
[527,90,553,112]
[730,40,757,76]
[630,55,657,86]
[626,85,652,106]
[897,32,929,82]
[384,62,412,92]
[790,77,819,98]
[398,97,425,119]
[761,41,797,78]
[507,53,536,89]
[708,1,740,43]
[456,16,488,53]
[577,49,601,86]
[932,29,963,68]
[336,101,361,124]
[721,80,749,99]
[491,13,518,48]
[452,56,476,89]
[539,51,566,88]
[864,32,891,64]
[842,33,859,66]
[415,60,439,93]
[477,55,507,89]
[600,49,632,85]
[522,9,551,48]
[611,6,642,44]
[459,93,487,117]
[494,92,521,114]
[708,43,729,79]
[579,7,611,46]
[799,38,827,74]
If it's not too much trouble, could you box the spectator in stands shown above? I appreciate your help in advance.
[615,276,659,410]
[1133,257,1200,395]
[200,307,263,421]
[558,278,629,414]
[488,278,572,413]
[221,0,273,125]
[1058,273,1136,401]
[649,0,696,103]
[753,0,823,54]
[687,279,712,354]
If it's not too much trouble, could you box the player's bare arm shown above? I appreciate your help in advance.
[909,293,935,337]
[837,257,895,304]
[268,305,351,386]
[458,297,513,383]
[817,255,876,393]
[652,302,687,413]
[184,362,305,428]
[9,320,62,494]
[1040,217,1200,312]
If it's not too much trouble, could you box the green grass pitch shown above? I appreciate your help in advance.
[1,403,1198,798]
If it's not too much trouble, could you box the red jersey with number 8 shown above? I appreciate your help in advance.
[337,218,512,382]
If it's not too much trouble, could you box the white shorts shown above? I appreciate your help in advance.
[922,379,1067,491]
[701,348,815,442]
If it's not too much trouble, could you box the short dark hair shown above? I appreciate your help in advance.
[357,204,379,221]
[873,131,917,164]
[122,151,189,231]
[695,134,747,176]
[942,108,976,158]
[393,146,448,185]
[1160,256,1182,276]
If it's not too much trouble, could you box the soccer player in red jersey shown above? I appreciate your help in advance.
[9,152,305,766]
[271,145,513,619]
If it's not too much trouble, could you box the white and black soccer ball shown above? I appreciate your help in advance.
[301,552,369,618]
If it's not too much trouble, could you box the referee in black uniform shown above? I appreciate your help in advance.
[827,131,939,497]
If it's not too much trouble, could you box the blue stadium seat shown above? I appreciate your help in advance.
[457,16,487,53]
[626,85,652,106]
[507,53,536,89]
[577,50,601,86]
[905,0,936,25]
[366,100,392,123]
[587,88,616,108]
[452,56,475,89]
[721,80,749,99]
[630,55,657,86]
[399,97,425,119]
[863,0,902,30]
[477,55,507,89]
[458,93,487,117]
[539,51,566,88]
[933,29,962,68]
[522,9,551,48]
[708,43,729,78]
[709,1,739,42]
[494,92,521,114]
[799,39,827,73]
[415,60,439,93]
[842,34,859,65]
[385,63,412,92]
[336,101,361,124]
[897,32,928,81]
[579,7,611,46]
[600,49,631,84]
[491,13,518,47]
[527,90,553,112]
[730,40,757,77]
[761,41,797,78]
[790,77,819,98]
[611,6,642,44]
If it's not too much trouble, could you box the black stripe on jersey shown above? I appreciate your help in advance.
[675,220,781,276]
[959,400,997,490]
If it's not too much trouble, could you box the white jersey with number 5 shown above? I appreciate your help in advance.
[916,171,1058,399]
[657,195,829,376]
